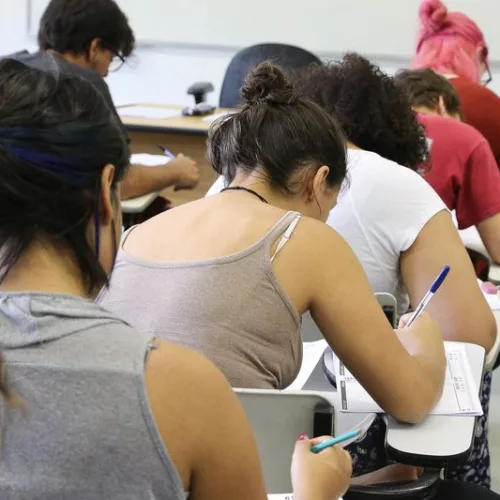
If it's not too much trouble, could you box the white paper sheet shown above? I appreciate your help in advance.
[130,154,171,167]
[285,340,328,391]
[118,106,180,120]
[335,343,482,416]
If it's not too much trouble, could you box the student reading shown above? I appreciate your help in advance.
[100,62,447,430]
[6,0,200,202]
[0,58,354,500]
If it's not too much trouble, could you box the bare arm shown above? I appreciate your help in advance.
[477,214,500,265]
[281,219,446,424]
[402,210,496,352]
[145,341,267,500]
[121,155,200,200]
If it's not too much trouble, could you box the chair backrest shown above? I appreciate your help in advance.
[235,389,333,493]
[219,43,321,108]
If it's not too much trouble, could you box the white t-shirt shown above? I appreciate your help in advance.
[204,149,447,315]
[328,149,446,315]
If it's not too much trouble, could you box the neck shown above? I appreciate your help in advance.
[229,172,309,214]
[47,49,91,70]
[412,105,439,116]
[0,240,90,299]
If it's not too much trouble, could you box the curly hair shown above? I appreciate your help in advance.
[293,53,429,170]
[38,0,135,58]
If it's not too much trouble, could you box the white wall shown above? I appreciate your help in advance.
[1,1,499,107]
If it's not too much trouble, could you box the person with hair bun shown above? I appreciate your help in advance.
[412,0,500,169]
[0,59,353,500]
[101,62,447,426]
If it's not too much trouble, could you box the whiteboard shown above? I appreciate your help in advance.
[29,0,500,61]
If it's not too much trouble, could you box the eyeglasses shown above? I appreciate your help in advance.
[482,63,493,87]
[109,53,126,73]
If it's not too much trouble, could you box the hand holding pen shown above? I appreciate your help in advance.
[157,145,200,191]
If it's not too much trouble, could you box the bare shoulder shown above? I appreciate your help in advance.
[145,340,232,404]
[293,215,357,261]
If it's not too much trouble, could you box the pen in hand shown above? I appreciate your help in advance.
[156,144,176,159]
[310,429,360,454]
[405,265,451,328]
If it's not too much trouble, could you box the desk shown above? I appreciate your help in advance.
[303,343,485,467]
[119,104,232,206]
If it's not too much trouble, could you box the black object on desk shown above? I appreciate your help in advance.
[187,82,214,104]
[182,102,216,116]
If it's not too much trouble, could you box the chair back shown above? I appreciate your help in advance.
[235,389,333,493]
[219,43,321,108]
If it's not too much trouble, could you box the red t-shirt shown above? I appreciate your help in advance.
[450,77,500,169]
[418,112,500,229]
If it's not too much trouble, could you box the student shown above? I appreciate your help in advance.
[394,68,500,265]
[0,59,354,500]
[412,0,500,169]
[291,53,495,487]
[9,0,199,201]
[100,61,446,429]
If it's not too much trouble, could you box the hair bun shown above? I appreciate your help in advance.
[419,0,448,31]
[241,62,297,105]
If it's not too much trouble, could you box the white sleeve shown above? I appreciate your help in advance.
[205,175,226,197]
[369,168,447,253]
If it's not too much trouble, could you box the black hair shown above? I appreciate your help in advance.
[393,68,463,118]
[38,0,135,58]
[208,62,347,193]
[293,53,428,171]
[0,59,129,292]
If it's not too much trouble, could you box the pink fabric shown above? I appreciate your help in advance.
[412,0,488,82]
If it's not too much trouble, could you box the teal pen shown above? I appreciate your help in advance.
[310,429,360,454]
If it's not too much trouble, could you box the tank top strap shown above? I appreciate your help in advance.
[263,211,303,262]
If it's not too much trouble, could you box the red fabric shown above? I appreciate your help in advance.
[418,113,500,229]
[450,77,500,169]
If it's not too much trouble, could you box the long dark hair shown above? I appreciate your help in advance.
[0,59,129,292]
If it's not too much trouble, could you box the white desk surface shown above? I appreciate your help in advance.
[385,343,485,459]
[121,192,158,214]
[118,103,232,133]
[303,343,485,463]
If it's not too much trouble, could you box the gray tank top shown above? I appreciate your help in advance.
[99,211,303,389]
[0,293,186,500]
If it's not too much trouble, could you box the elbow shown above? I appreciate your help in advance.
[390,385,443,425]
[385,361,446,424]
[480,313,497,354]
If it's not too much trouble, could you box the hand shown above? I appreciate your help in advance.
[396,311,443,356]
[169,154,200,190]
[292,435,352,500]
[396,311,446,400]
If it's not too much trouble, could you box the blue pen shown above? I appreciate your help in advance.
[310,429,360,454]
[406,265,451,328]
[156,144,176,159]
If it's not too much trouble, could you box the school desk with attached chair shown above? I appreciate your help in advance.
[118,104,232,208]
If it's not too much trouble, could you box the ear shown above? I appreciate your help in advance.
[99,164,116,226]
[311,165,331,197]
[436,96,447,117]
[88,38,101,62]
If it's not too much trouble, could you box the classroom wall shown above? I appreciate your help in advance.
[1,1,499,107]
